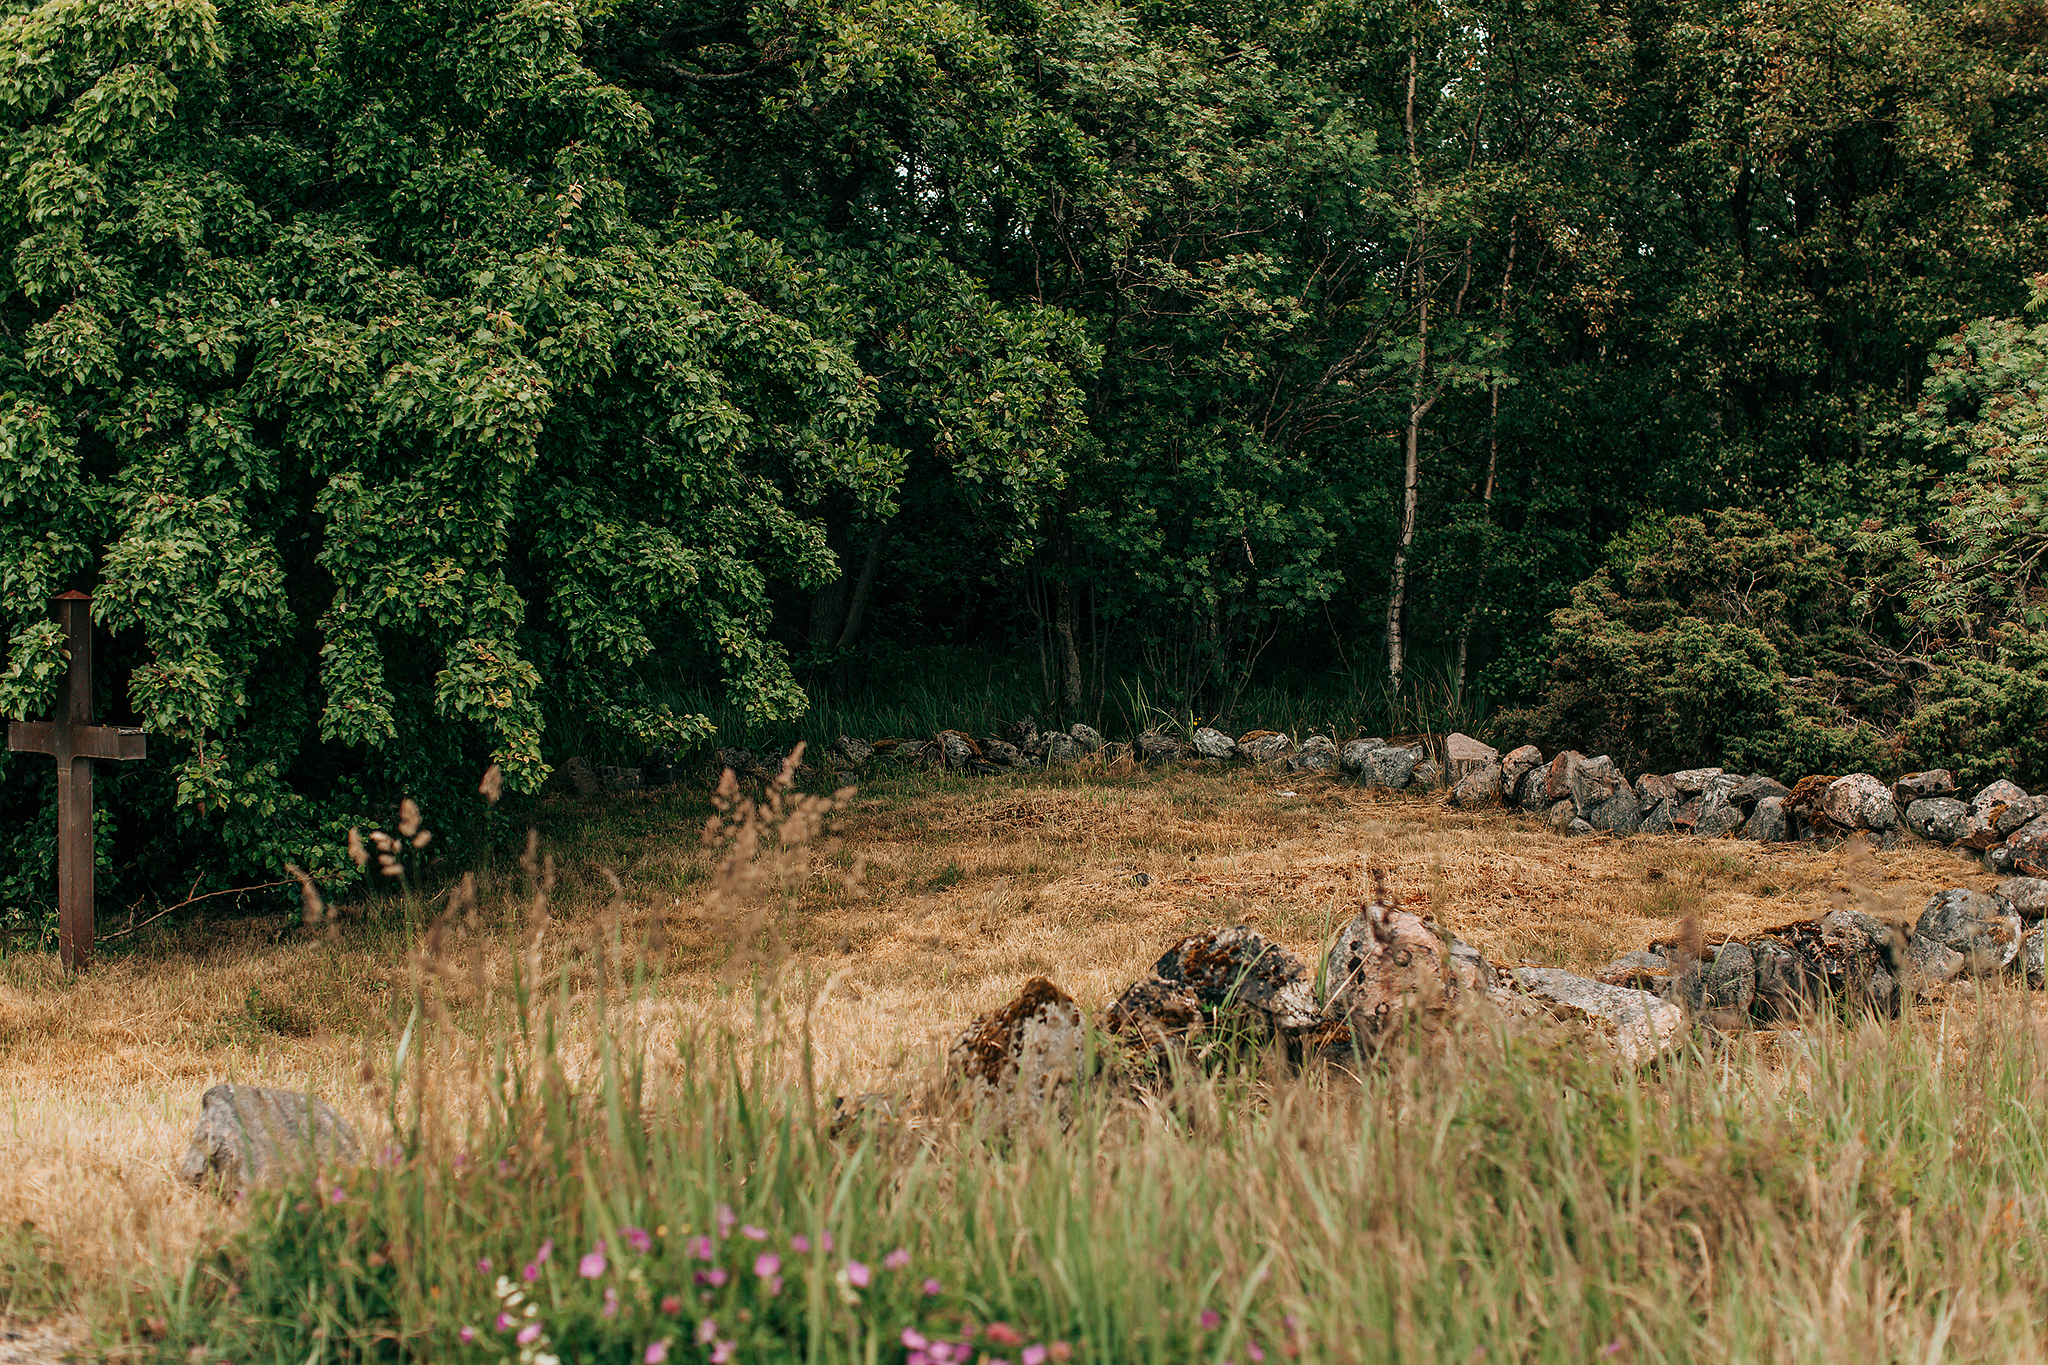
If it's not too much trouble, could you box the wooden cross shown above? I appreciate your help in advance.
[6,593,146,972]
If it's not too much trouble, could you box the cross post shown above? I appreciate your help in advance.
[6,593,146,972]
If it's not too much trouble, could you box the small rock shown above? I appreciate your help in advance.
[1994,796,2048,837]
[1501,744,1543,789]
[1451,761,1503,807]
[562,755,602,798]
[1583,782,1643,835]
[1068,723,1105,752]
[1565,817,1596,837]
[1694,775,1747,838]
[1042,732,1084,763]
[1192,727,1238,761]
[1916,888,2023,976]
[1289,734,1341,772]
[1360,744,1423,790]
[1444,733,1500,783]
[1112,926,1319,1042]
[1966,779,2028,842]
[1596,949,1672,989]
[1131,872,1151,887]
[1744,795,1788,842]
[1697,940,1757,1018]
[1635,773,1678,833]
[1893,769,1956,805]
[2021,926,2045,988]
[1136,730,1183,764]
[1669,768,1725,795]
[180,1084,362,1198]
[600,765,642,793]
[1739,775,1792,803]
[1507,967,1684,1067]
[1995,876,2048,919]
[1821,774,1896,830]
[936,730,979,768]
[1910,934,1967,990]
[1411,759,1444,788]
[1905,797,1969,843]
[981,738,1028,768]
[1237,731,1293,763]
[1543,750,1585,805]
[1751,938,1823,1022]
[2005,814,2048,874]
[1567,754,1625,812]
[1545,800,1577,832]
[827,736,874,767]
[1320,902,1460,1052]
[1515,766,1552,813]
[1102,976,1205,1054]
[950,979,1085,1130]
[1004,716,1041,747]
[1339,738,1377,774]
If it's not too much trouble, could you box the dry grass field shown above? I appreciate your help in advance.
[0,757,2026,1356]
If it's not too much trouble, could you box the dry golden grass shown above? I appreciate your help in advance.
[0,760,2014,1351]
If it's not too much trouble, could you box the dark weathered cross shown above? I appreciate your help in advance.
[6,593,146,972]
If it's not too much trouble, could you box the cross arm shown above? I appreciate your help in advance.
[8,721,147,761]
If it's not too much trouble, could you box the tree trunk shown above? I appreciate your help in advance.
[1055,577,1083,711]
[808,576,848,650]
[835,530,891,649]
[1454,224,1517,700]
[1388,48,1432,701]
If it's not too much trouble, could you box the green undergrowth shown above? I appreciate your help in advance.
[123,949,2048,1365]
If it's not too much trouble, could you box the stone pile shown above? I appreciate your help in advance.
[950,874,2047,1122]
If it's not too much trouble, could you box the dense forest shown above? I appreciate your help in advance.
[1,0,2046,911]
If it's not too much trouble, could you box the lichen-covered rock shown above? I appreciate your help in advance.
[1412,759,1444,788]
[1042,732,1084,763]
[1117,926,1319,1041]
[1909,934,1967,990]
[1596,949,1673,990]
[936,730,979,769]
[1451,762,1503,807]
[1516,766,1553,814]
[1583,783,1643,835]
[563,754,603,798]
[1697,941,1757,1018]
[1543,750,1587,805]
[1289,734,1341,772]
[2003,815,2048,875]
[1508,968,1684,1067]
[1068,723,1105,752]
[1136,730,1182,764]
[2022,926,2046,989]
[1192,727,1238,761]
[951,979,1086,1130]
[1966,779,2028,844]
[180,1085,362,1198]
[1822,774,1896,829]
[1501,745,1543,792]
[1670,768,1725,795]
[1362,744,1424,790]
[1740,775,1792,803]
[1995,876,2048,919]
[1339,738,1383,774]
[1748,912,1904,1018]
[1916,888,2022,976]
[1743,796,1788,842]
[1321,902,1457,1052]
[828,736,874,767]
[1102,975,1205,1054]
[1906,797,1969,843]
[1238,731,1292,763]
[1635,774,1678,833]
[1444,733,1500,783]
[1994,796,2048,837]
[1893,769,1956,805]
[1751,938,1823,1022]
[1694,775,1747,838]
[981,738,1028,768]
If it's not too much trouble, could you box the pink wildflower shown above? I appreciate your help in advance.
[846,1260,871,1288]
[922,1277,943,1296]
[704,1268,729,1287]
[688,1235,714,1261]
[1023,1348,1047,1365]
[986,1323,1023,1347]
[604,1286,620,1318]
[516,1324,541,1345]
[767,1275,783,1295]
[623,1226,653,1254]
[477,1258,492,1275]
[458,1327,475,1345]
[580,1242,608,1279]
[661,1295,683,1315]
[716,1205,736,1238]
[741,1225,768,1241]
[791,1235,811,1253]
[884,1247,912,1270]
[644,1344,669,1365]
[697,1318,719,1345]
[902,1330,930,1350]
[1248,1343,1266,1363]
[710,1340,736,1364]
[1201,1310,1222,1331]
[755,1252,781,1279]
[495,1314,515,1332]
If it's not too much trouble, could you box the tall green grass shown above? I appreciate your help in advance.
[131,949,2048,1363]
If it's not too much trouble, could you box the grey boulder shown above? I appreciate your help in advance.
[1508,968,1684,1067]
[1042,731,1084,763]
[1743,796,1788,842]
[1501,744,1544,791]
[1136,730,1182,763]
[1362,745,1423,790]
[1694,774,1748,838]
[1821,774,1897,830]
[1444,733,1500,783]
[2022,926,2046,989]
[1411,759,1444,788]
[1451,762,1503,807]
[1068,723,1106,752]
[1995,876,2048,919]
[936,730,979,768]
[1339,738,1384,774]
[1237,731,1293,763]
[181,1084,361,1198]
[951,979,1086,1130]
[1905,797,1969,844]
[1916,888,2022,976]
[1670,768,1725,795]
[1893,769,1956,805]
[1192,727,1238,761]
[1289,734,1341,772]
